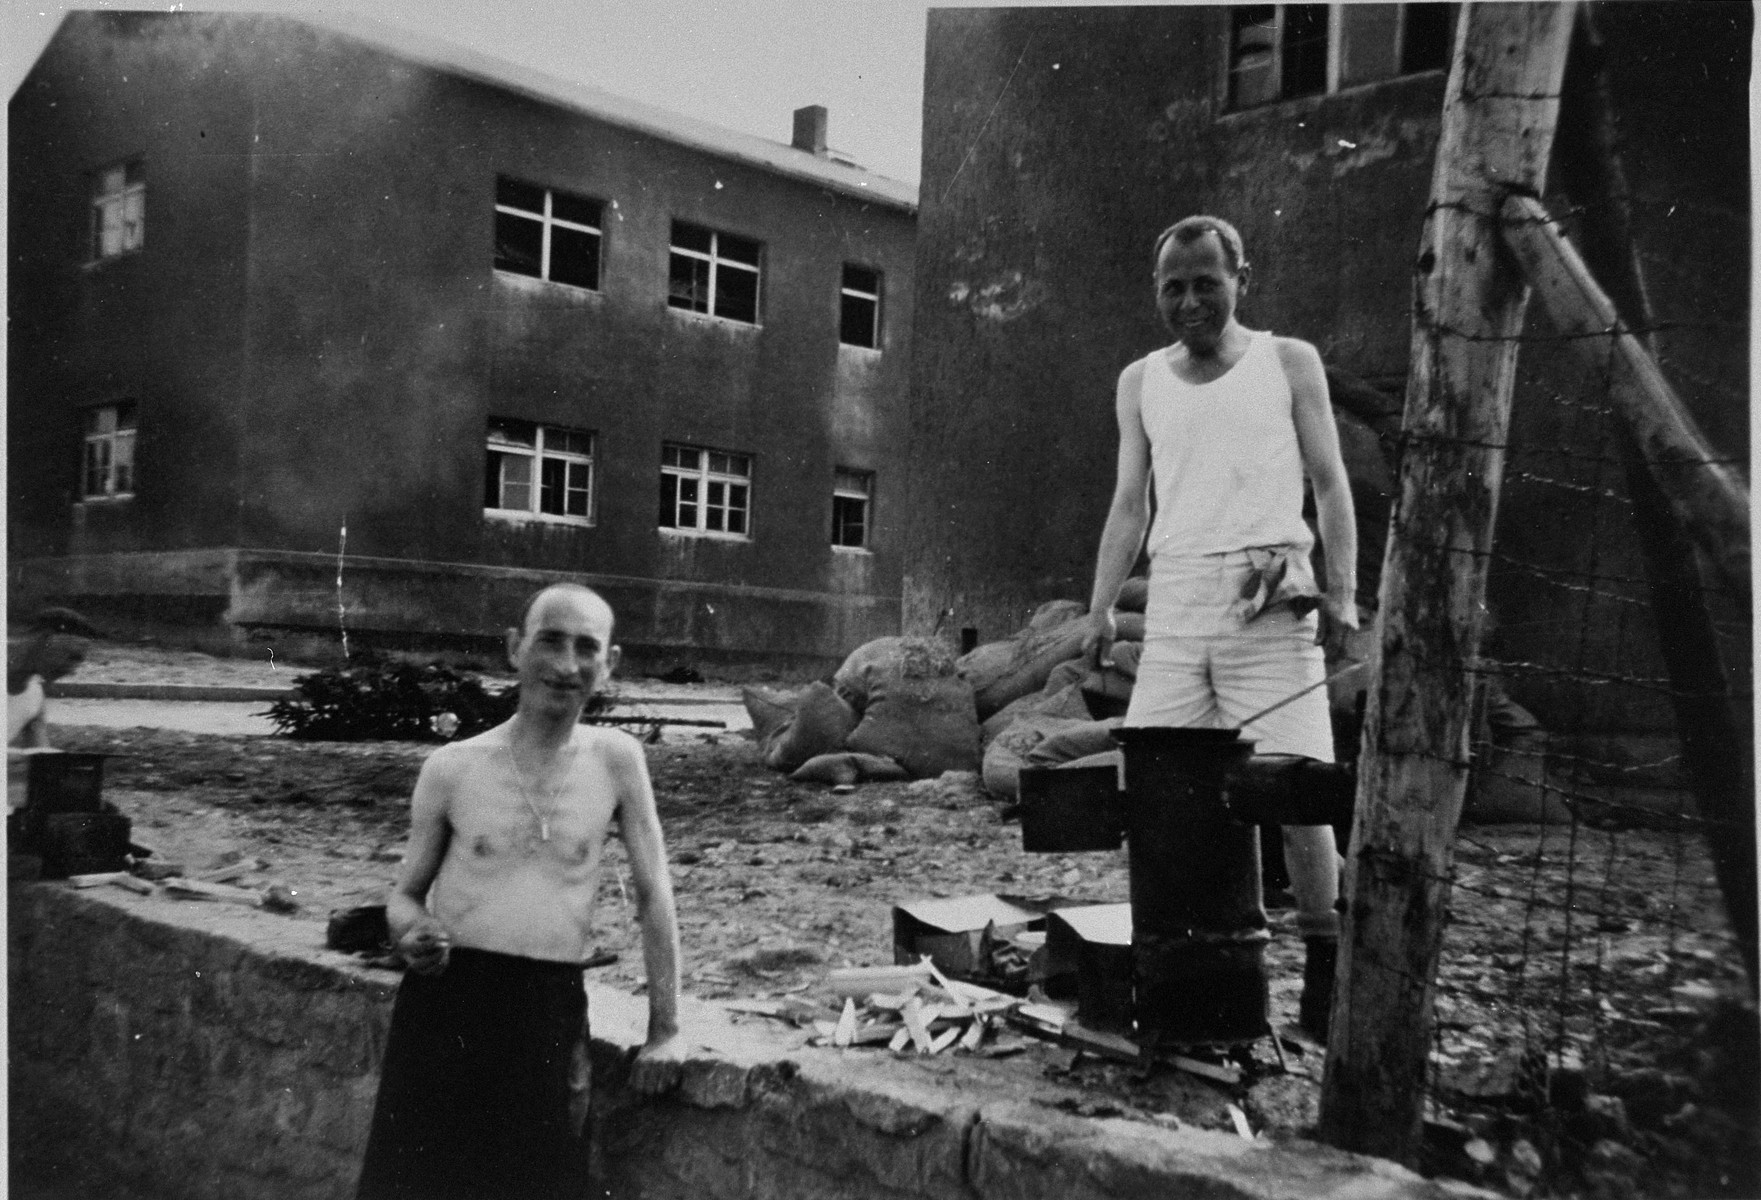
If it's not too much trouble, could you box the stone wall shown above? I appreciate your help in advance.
[9,884,1487,1200]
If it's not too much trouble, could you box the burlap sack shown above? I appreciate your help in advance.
[980,679,1092,747]
[741,685,800,746]
[845,671,980,779]
[790,752,911,786]
[1107,640,1143,679]
[833,636,958,713]
[1027,718,1124,766]
[981,713,1093,798]
[1026,598,1088,632]
[960,616,1090,720]
[1111,611,1146,643]
[1113,577,1150,614]
[761,682,857,772]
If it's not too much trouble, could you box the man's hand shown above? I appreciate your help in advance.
[628,1031,687,1095]
[396,917,452,976]
[1315,593,1360,662]
[1081,608,1117,671]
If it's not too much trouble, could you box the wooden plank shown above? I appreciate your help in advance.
[1498,193,1750,602]
[1317,1,1577,1165]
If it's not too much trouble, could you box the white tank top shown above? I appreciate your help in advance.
[1139,331,1314,559]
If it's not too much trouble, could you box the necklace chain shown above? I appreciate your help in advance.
[503,738,577,842]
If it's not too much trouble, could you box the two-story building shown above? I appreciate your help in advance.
[9,12,917,671]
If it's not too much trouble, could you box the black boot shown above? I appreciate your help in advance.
[1300,936,1338,1041]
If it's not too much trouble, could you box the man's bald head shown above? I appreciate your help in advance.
[515,583,615,642]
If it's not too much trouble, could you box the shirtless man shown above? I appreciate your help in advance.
[1084,215,1358,1038]
[357,583,685,1200]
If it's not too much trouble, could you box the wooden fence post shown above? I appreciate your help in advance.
[1317,2,1577,1163]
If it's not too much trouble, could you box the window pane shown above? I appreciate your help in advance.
[83,442,107,497]
[833,494,866,547]
[668,253,711,312]
[715,263,759,323]
[840,293,879,347]
[726,507,746,535]
[501,454,532,511]
[728,483,748,511]
[566,462,591,517]
[552,428,591,456]
[678,501,697,528]
[834,468,869,495]
[495,211,544,277]
[115,403,137,431]
[1230,6,1280,107]
[842,264,879,295]
[728,455,751,478]
[672,222,712,254]
[718,232,761,267]
[1400,2,1454,73]
[1282,5,1331,98]
[550,226,600,289]
[1340,4,1400,85]
[98,165,126,196]
[552,192,601,227]
[705,505,724,532]
[659,473,678,526]
[707,480,725,507]
[539,456,566,514]
[485,450,504,508]
[679,477,699,504]
[496,177,545,214]
[707,452,728,474]
[122,190,145,250]
[488,418,537,447]
[98,202,125,257]
[112,431,134,493]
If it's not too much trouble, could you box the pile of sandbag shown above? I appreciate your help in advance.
[741,582,1151,798]
[743,636,983,785]
[966,584,1146,799]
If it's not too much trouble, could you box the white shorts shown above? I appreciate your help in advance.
[1123,552,1335,762]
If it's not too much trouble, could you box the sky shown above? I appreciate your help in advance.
[1,0,1113,187]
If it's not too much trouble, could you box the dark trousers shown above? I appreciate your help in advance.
[357,948,591,1200]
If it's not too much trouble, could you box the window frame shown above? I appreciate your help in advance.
[1224,3,1455,112]
[839,264,883,350]
[483,418,598,526]
[492,176,605,292]
[659,442,753,540]
[79,402,138,502]
[89,159,145,262]
[831,467,874,551]
[667,221,763,326]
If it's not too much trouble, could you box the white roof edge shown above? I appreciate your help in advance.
[294,12,918,213]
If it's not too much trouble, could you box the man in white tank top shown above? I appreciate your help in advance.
[1082,215,1359,1039]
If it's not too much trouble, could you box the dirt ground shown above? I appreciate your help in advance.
[33,656,1760,1198]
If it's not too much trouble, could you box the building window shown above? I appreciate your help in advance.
[831,468,873,549]
[484,418,596,522]
[667,222,761,324]
[1229,4,1455,109]
[91,160,145,260]
[493,177,602,290]
[81,403,137,500]
[660,444,751,538]
[839,265,882,349]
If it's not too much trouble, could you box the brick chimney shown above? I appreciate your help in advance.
[791,105,828,156]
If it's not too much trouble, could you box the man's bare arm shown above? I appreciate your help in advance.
[386,750,455,973]
[611,734,682,1050]
[1282,338,1360,655]
[1084,360,1154,665]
